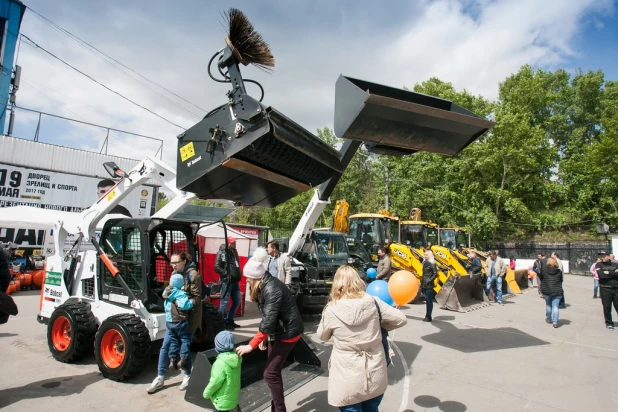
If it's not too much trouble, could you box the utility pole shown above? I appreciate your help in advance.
[7,65,21,136]
[384,166,390,210]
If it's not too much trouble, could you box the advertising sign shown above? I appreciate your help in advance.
[0,163,155,248]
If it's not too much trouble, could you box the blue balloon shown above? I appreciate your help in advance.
[366,280,393,305]
[366,268,377,279]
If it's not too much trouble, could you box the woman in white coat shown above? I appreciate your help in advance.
[317,265,407,412]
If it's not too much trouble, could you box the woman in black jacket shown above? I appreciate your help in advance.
[538,257,564,328]
[421,250,438,322]
[236,270,303,412]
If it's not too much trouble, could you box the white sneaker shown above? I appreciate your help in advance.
[147,376,164,394]
[180,375,190,391]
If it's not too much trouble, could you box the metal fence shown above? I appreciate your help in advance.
[484,241,611,274]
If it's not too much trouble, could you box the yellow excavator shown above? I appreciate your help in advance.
[335,206,488,311]
[345,209,400,262]
[447,227,529,296]
[399,209,489,311]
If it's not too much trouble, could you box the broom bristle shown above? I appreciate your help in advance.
[224,8,275,71]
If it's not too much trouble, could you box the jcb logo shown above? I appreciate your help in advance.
[436,251,447,259]
[394,250,408,259]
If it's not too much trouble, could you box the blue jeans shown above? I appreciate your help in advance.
[485,275,503,303]
[544,295,561,324]
[220,282,241,323]
[424,288,434,319]
[594,279,599,297]
[339,394,384,412]
[158,321,193,376]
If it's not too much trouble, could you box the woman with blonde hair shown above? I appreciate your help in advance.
[236,247,302,412]
[317,265,407,412]
[421,250,438,322]
[538,257,564,328]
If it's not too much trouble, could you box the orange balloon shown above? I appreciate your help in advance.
[388,270,419,306]
[528,270,536,278]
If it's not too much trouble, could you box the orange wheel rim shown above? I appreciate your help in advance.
[101,329,126,369]
[51,316,72,351]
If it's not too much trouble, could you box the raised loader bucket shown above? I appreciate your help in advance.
[436,274,490,312]
[334,76,495,156]
[506,269,531,294]
[176,107,344,208]
[185,337,322,411]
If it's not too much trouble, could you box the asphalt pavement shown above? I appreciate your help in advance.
[0,274,616,412]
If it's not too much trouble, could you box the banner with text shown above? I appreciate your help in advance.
[0,163,155,248]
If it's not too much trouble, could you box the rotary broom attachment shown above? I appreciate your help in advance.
[176,8,495,207]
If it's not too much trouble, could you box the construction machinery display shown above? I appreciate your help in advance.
[1,8,495,409]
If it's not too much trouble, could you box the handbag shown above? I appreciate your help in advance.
[373,299,392,366]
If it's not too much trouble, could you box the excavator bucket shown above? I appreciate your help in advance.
[435,274,490,312]
[185,337,322,411]
[176,107,344,208]
[506,269,532,294]
[334,76,495,156]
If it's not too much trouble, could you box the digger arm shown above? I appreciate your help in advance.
[70,156,195,239]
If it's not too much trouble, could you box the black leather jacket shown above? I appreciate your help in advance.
[214,244,240,283]
[258,273,303,340]
[421,260,438,289]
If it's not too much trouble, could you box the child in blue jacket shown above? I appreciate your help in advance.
[148,273,194,393]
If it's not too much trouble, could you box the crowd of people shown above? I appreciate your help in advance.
[139,234,618,411]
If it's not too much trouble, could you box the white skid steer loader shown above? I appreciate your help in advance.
[3,157,229,381]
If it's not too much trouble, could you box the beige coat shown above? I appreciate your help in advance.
[317,295,407,407]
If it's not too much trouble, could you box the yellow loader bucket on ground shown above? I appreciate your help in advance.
[435,274,490,312]
[506,269,532,294]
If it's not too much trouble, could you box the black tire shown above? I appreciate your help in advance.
[191,301,225,352]
[47,302,97,363]
[94,314,151,381]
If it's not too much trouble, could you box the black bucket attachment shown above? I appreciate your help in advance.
[177,106,343,207]
[334,76,495,157]
[435,274,490,312]
[184,337,323,411]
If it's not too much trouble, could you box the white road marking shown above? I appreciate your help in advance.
[391,341,410,412]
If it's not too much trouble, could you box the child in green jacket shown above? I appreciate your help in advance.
[203,330,242,412]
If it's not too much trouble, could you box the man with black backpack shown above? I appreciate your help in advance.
[533,253,546,298]
[215,236,243,330]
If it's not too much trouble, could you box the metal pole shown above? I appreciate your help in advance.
[100,129,109,154]
[384,166,390,210]
[34,112,42,141]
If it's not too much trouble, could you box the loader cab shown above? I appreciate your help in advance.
[347,214,399,260]
[99,218,197,313]
[456,229,471,249]
[439,228,457,250]
[400,222,439,250]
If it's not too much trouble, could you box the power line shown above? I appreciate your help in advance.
[26,6,208,115]
[4,103,165,143]
[20,34,187,130]
[20,75,160,137]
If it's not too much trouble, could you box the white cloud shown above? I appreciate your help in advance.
[10,0,615,171]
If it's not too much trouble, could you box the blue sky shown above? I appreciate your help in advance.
[5,0,617,167]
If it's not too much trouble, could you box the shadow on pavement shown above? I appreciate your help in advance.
[389,340,422,385]
[414,395,468,412]
[294,389,329,412]
[0,371,103,408]
[409,316,550,353]
[0,332,17,338]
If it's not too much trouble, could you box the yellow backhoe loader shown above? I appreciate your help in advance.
[401,209,489,312]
